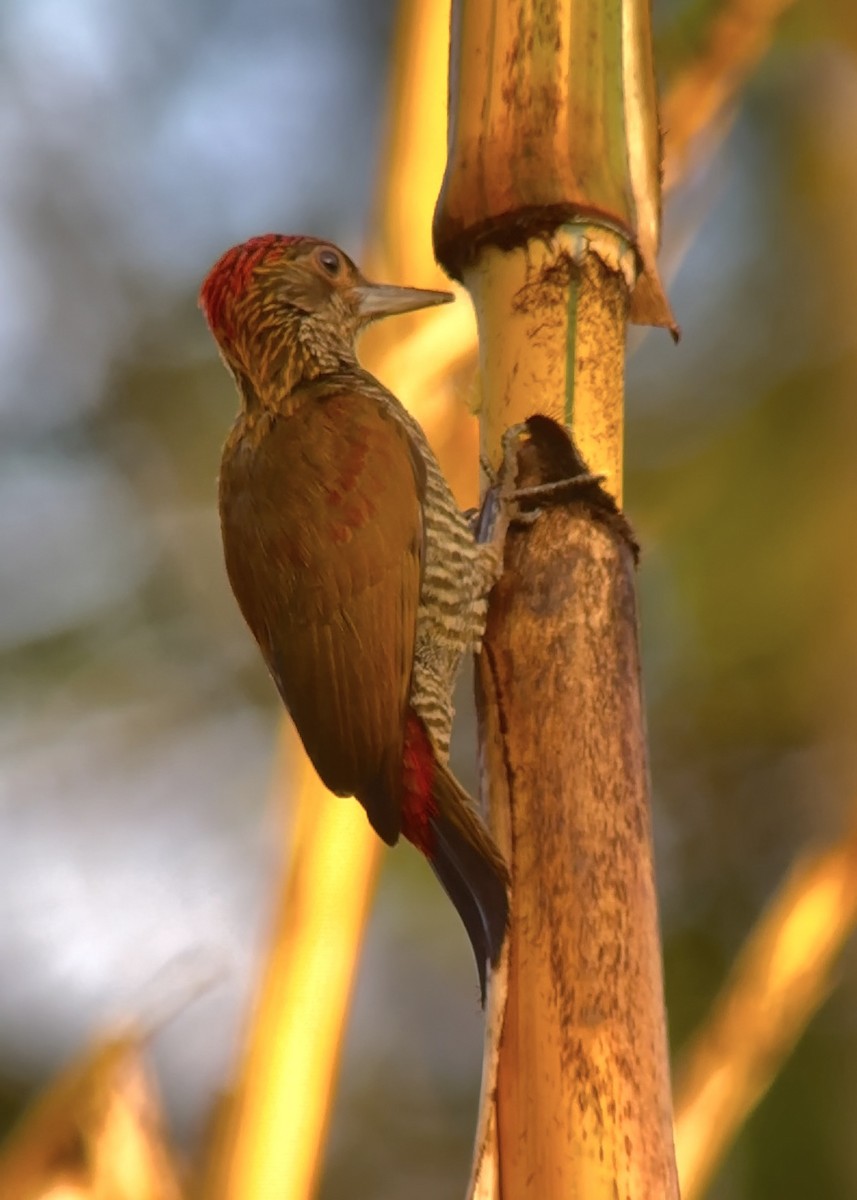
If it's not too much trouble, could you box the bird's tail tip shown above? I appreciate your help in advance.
[428,762,510,1004]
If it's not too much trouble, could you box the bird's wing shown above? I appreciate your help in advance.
[218,382,425,845]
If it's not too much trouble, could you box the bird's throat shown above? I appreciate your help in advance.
[232,320,355,417]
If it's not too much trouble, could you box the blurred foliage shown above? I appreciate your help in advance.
[1,0,856,1197]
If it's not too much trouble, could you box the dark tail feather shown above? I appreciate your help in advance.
[429,763,510,1004]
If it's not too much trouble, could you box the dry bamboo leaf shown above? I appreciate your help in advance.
[662,0,799,193]
[0,1033,182,1200]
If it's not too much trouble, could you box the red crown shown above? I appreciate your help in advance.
[199,234,318,336]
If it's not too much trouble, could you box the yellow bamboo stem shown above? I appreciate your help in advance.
[203,737,379,1200]
[467,228,634,501]
[434,1,678,1196]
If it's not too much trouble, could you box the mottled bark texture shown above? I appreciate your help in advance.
[477,416,679,1199]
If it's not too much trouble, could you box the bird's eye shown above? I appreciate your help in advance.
[317,248,341,276]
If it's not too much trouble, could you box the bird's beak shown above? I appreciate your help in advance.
[355,281,454,322]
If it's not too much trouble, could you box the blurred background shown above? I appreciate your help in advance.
[1,0,857,1196]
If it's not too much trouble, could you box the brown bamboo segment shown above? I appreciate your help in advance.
[434,0,674,332]
[435,0,633,270]
[477,420,679,1199]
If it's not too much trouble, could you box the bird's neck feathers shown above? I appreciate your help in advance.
[225,306,358,417]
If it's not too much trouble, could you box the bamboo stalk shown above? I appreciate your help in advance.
[201,734,379,1200]
[434,1,678,1195]
[466,230,634,500]
[479,418,678,1198]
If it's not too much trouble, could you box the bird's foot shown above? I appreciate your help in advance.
[474,422,606,562]
[499,422,605,525]
[474,425,531,559]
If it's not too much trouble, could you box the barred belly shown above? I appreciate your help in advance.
[403,427,499,761]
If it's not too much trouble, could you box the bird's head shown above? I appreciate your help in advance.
[199,234,453,395]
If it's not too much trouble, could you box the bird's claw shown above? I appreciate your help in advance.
[475,423,605,550]
[475,425,531,552]
[498,423,605,526]
[462,506,481,534]
[479,453,498,489]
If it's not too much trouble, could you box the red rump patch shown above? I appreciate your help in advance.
[198,234,317,337]
[401,711,438,857]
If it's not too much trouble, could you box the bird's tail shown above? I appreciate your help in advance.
[428,759,510,1003]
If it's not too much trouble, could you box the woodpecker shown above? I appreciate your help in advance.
[200,235,508,998]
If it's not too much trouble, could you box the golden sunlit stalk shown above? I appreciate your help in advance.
[202,733,379,1200]
[674,829,857,1200]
